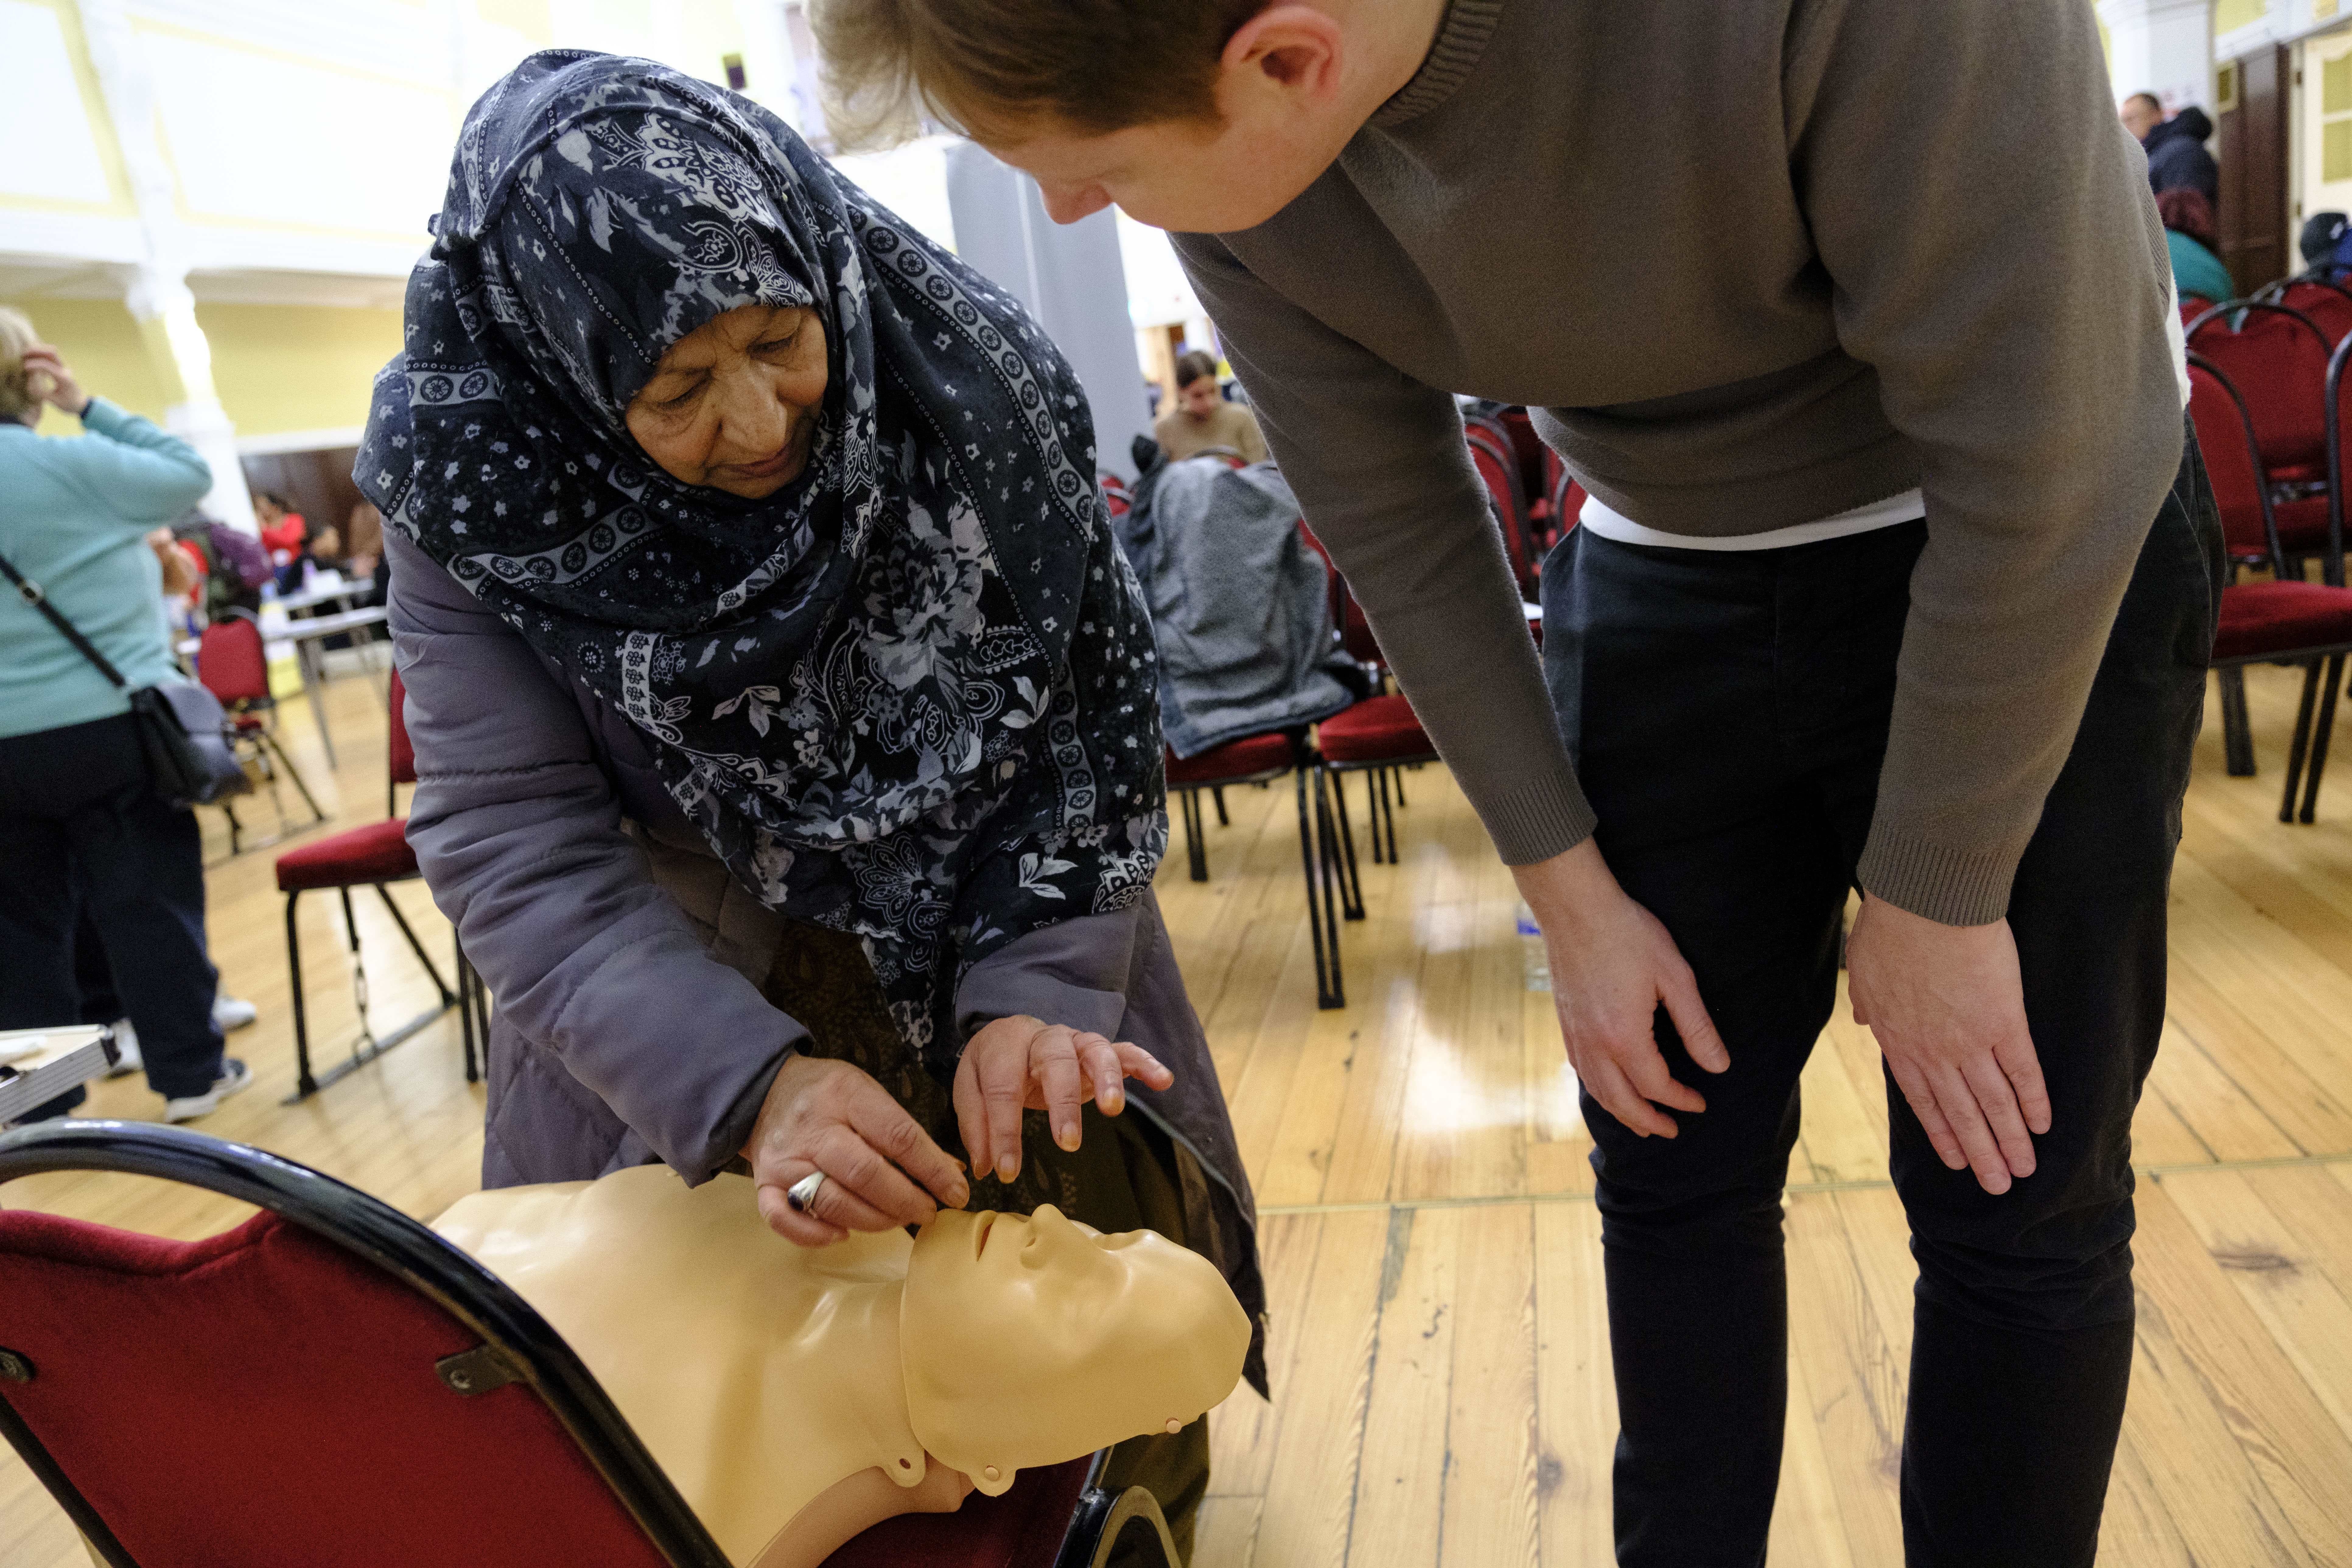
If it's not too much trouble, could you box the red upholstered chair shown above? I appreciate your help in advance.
[0,1122,1174,1568]
[2270,278,2352,346]
[2190,354,2352,821]
[1466,423,1541,596]
[2190,301,2335,569]
[194,613,326,852]
[274,667,480,1100]
[1164,731,1355,1009]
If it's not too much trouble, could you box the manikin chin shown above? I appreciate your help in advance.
[435,1167,1251,1568]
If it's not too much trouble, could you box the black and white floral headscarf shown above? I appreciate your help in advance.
[358,51,1164,1070]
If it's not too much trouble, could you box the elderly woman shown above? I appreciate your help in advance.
[363,54,1259,1548]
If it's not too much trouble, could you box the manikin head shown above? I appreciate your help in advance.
[900,1205,1251,1496]
[808,0,1446,232]
[2120,91,2164,142]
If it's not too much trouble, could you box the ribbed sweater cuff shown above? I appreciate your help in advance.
[1475,772,1600,868]
[1855,822,2020,928]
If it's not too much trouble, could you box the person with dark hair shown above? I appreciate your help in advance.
[807,4,2216,1564]
[2123,91,2220,204]
[1152,346,1268,462]
[2155,187,2234,305]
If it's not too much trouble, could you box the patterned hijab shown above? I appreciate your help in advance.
[358,52,1164,1070]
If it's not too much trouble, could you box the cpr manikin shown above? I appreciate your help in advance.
[432,1167,1250,1568]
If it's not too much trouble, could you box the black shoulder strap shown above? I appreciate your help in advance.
[0,548,129,688]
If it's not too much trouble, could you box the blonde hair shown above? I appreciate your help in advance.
[807,0,1267,151]
[0,306,38,423]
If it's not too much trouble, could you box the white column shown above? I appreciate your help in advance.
[74,0,256,534]
[2099,0,2217,113]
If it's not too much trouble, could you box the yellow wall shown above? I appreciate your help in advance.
[2,297,404,439]
[198,303,405,437]
[2217,0,2271,34]
[1,298,170,433]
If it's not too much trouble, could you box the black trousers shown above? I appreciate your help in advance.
[1539,431,2222,1568]
[0,714,224,1102]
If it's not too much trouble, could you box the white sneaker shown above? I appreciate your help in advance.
[212,996,258,1032]
[162,1059,253,1124]
[103,1019,143,1079]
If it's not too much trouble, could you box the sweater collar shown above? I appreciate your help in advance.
[1369,0,1503,129]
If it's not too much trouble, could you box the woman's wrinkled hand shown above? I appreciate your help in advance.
[19,346,88,418]
[743,1053,970,1246]
[953,1014,1174,1186]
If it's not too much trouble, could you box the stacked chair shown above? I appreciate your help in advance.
[2188,300,2335,570]
[0,1121,1178,1568]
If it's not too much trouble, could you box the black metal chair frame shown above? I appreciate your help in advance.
[283,759,482,1102]
[2195,351,2352,823]
[0,1121,1176,1568]
[197,611,328,856]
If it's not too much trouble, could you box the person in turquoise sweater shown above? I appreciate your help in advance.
[2158,188,2235,307]
[0,306,249,1124]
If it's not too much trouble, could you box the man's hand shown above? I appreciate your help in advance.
[953,1014,1173,1186]
[19,346,89,418]
[742,1053,970,1246]
[1517,838,1728,1138]
[1845,895,2049,1194]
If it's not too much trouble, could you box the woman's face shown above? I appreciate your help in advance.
[625,303,828,500]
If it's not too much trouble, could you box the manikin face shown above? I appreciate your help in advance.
[624,303,829,500]
[900,1206,1250,1495]
[1177,377,1221,419]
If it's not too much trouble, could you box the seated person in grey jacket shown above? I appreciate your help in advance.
[362,53,1264,1553]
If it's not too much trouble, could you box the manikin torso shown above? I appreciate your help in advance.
[434,1166,1248,1568]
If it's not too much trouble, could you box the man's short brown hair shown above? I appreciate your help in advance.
[1174,349,1220,389]
[808,0,1269,149]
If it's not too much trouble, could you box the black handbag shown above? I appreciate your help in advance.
[0,547,254,810]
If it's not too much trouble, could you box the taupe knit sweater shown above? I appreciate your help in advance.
[1172,0,2182,925]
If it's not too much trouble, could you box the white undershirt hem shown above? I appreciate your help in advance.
[1577,487,1925,552]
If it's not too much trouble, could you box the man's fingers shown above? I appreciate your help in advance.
[1659,965,1730,1075]
[755,1181,849,1247]
[1886,1057,1967,1173]
[1580,1054,1679,1138]
[1034,1027,1088,1151]
[1961,1054,2038,1180]
[852,1080,971,1209]
[1618,1038,1707,1117]
[1080,1036,1130,1114]
[1995,1034,2054,1136]
[1930,1068,2013,1195]
[1113,1041,1173,1093]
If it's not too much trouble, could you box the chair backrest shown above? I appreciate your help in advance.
[2275,280,2352,346]
[1497,406,1549,503]
[195,615,271,708]
[1465,429,1538,593]
[1550,467,1585,539]
[2188,355,2287,571]
[2187,302,2333,473]
[0,1122,727,1568]
[1296,519,1385,667]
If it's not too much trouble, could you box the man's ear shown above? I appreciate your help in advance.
[1220,4,1347,103]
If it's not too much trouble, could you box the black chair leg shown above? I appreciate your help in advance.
[2219,666,2256,776]
[285,893,317,1098]
[1213,786,1228,826]
[456,936,479,1085]
[1297,769,1343,1009]
[1181,789,1208,882]
[1322,768,1365,919]
[2298,653,2346,823]
[376,884,457,1004]
[260,730,327,825]
[2281,661,2324,823]
[223,798,244,856]
[1374,766,1398,863]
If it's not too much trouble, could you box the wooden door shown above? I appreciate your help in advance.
[2219,44,2292,295]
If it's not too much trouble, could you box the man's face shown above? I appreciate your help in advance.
[1178,377,1221,419]
[2120,98,2163,141]
[986,106,1347,233]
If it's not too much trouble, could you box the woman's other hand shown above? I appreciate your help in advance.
[20,345,89,417]
[953,1015,1175,1186]
[148,530,200,599]
[744,1054,971,1246]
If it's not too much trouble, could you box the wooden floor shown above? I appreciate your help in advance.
[9,660,2352,1566]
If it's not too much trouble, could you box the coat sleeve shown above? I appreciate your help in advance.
[65,399,212,528]
[387,530,806,1182]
